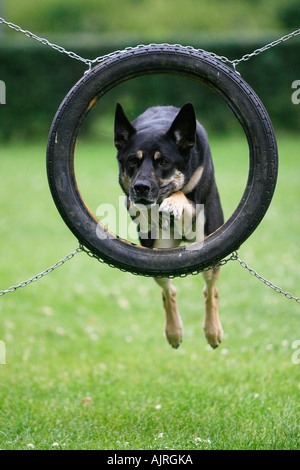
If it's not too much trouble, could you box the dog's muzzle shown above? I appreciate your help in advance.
[130,180,158,206]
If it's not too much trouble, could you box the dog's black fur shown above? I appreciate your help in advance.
[114,102,223,245]
[114,103,224,349]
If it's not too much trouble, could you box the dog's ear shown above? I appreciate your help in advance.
[167,103,196,151]
[114,103,136,150]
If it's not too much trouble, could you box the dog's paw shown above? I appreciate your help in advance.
[159,191,194,224]
[165,324,183,349]
[203,321,223,349]
[159,196,184,220]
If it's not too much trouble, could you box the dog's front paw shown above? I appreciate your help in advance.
[159,191,194,222]
[159,196,184,220]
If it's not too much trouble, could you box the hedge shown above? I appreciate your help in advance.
[0,34,299,140]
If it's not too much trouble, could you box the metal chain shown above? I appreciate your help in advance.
[0,247,83,297]
[232,29,300,67]
[78,243,239,278]
[1,16,300,70]
[0,244,299,303]
[77,246,300,303]
[0,16,234,68]
[0,17,92,67]
[234,252,300,303]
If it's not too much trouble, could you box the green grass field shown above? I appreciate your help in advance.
[0,133,299,450]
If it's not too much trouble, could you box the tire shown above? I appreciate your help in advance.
[46,44,278,278]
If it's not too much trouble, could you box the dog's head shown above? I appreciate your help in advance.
[114,103,196,206]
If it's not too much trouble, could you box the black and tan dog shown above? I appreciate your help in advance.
[114,103,224,349]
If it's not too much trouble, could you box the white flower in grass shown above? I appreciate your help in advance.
[221,348,229,355]
[52,442,59,447]
[195,437,211,445]
[89,333,99,341]
[27,443,35,448]
[155,404,162,410]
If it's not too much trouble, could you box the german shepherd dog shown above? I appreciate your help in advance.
[114,103,224,349]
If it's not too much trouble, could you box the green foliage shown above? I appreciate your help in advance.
[0,35,299,141]
[5,0,285,35]
[278,1,300,30]
[1,1,299,140]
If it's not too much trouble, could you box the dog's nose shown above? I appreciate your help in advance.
[133,182,151,198]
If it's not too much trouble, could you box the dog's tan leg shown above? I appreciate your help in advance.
[154,277,183,349]
[202,266,223,349]
[153,236,183,349]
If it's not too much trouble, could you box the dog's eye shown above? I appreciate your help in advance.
[128,157,140,167]
[159,158,169,167]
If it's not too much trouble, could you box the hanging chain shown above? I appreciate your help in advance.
[0,16,233,68]
[232,29,300,67]
[0,244,299,303]
[0,247,83,297]
[77,246,300,303]
[0,17,93,67]
[1,16,300,71]
[233,253,300,303]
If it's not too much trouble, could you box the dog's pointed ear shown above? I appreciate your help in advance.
[114,103,136,150]
[167,103,196,151]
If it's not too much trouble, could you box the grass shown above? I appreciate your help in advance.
[0,132,299,450]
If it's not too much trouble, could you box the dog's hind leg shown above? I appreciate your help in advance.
[154,277,183,349]
[202,266,223,349]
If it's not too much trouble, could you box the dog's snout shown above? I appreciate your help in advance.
[134,181,151,197]
[131,180,157,205]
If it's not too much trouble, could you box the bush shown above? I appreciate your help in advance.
[0,34,299,140]
[278,2,300,30]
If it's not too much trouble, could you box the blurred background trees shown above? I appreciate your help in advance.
[0,0,299,140]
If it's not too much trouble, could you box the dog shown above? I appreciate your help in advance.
[114,102,224,349]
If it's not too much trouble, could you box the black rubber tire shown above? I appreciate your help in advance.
[46,44,278,278]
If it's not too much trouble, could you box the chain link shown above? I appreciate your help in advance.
[232,29,300,67]
[1,244,299,303]
[0,17,93,66]
[234,253,300,303]
[0,247,83,297]
[76,247,300,303]
[1,16,300,71]
[0,16,235,68]
[78,244,239,278]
